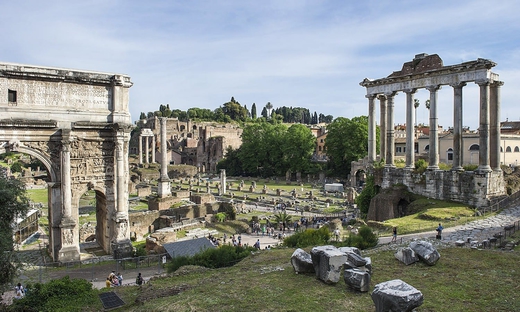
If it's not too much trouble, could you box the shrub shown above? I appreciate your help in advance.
[10,276,98,312]
[343,226,378,250]
[355,175,378,216]
[283,226,330,248]
[414,159,428,174]
[166,245,255,272]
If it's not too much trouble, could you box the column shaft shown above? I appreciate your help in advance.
[145,136,149,164]
[378,95,387,162]
[151,135,156,163]
[116,137,125,213]
[160,118,169,178]
[404,89,416,168]
[427,85,441,170]
[367,94,377,164]
[451,83,466,171]
[490,81,503,170]
[478,80,492,172]
[61,140,72,219]
[385,92,396,167]
[138,135,143,164]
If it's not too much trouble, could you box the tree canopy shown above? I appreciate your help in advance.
[0,175,30,288]
[325,116,377,177]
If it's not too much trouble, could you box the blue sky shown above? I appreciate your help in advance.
[2,1,519,129]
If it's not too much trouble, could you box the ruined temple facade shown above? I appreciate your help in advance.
[360,54,506,207]
[132,117,243,173]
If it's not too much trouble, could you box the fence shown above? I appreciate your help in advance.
[480,189,520,215]
[24,253,169,286]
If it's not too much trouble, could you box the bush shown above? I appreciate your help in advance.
[343,226,378,250]
[10,276,99,312]
[414,159,428,174]
[283,226,330,248]
[166,245,255,272]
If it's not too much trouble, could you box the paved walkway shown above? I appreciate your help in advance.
[378,204,520,245]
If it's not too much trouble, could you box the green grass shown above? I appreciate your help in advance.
[375,198,489,236]
[90,246,520,312]
[26,188,48,206]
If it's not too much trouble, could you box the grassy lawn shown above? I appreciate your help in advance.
[375,198,489,236]
[96,245,520,312]
[26,188,48,206]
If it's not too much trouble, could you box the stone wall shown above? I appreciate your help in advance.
[129,210,161,241]
[381,167,506,208]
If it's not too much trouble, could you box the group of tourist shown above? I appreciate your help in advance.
[106,271,123,287]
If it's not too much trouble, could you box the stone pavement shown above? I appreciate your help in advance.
[378,204,520,245]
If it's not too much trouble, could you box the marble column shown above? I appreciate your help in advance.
[116,137,126,213]
[138,135,143,164]
[451,82,466,171]
[427,85,441,170]
[477,79,492,173]
[151,135,156,163]
[367,94,377,164]
[61,139,72,221]
[385,92,396,167]
[158,117,171,198]
[404,89,416,169]
[490,81,504,171]
[145,136,149,164]
[378,95,387,161]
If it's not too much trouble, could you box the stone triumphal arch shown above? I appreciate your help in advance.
[0,62,133,261]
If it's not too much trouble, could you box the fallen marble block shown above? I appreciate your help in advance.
[291,248,315,274]
[311,245,347,284]
[409,240,440,266]
[394,247,419,265]
[371,279,423,312]
[344,268,370,292]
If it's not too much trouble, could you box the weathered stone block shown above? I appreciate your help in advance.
[409,240,440,266]
[371,279,423,312]
[291,248,314,274]
[344,268,370,292]
[311,245,347,284]
[338,246,362,256]
[394,247,419,265]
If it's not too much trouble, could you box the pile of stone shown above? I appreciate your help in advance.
[291,245,425,311]
[291,245,372,292]
[394,240,441,266]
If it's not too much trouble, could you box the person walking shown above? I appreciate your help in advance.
[136,273,144,286]
[391,227,397,243]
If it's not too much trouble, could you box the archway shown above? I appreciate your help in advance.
[0,62,134,262]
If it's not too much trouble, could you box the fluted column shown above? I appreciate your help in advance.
[404,89,417,169]
[367,94,377,164]
[116,137,126,213]
[427,85,441,170]
[138,135,143,164]
[477,79,492,173]
[451,82,466,171]
[378,95,387,161]
[490,81,504,171]
[385,92,396,167]
[61,139,72,220]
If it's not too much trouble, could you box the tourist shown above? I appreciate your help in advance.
[254,239,260,249]
[136,273,144,286]
[14,283,24,299]
[436,223,444,239]
[391,227,397,243]
[334,228,341,241]
[117,272,123,286]
[105,277,111,288]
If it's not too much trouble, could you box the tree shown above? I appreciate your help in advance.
[282,124,315,173]
[139,112,146,120]
[251,103,257,119]
[260,107,268,119]
[325,116,377,177]
[0,175,30,288]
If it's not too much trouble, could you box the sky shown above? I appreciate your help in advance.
[2,0,520,130]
